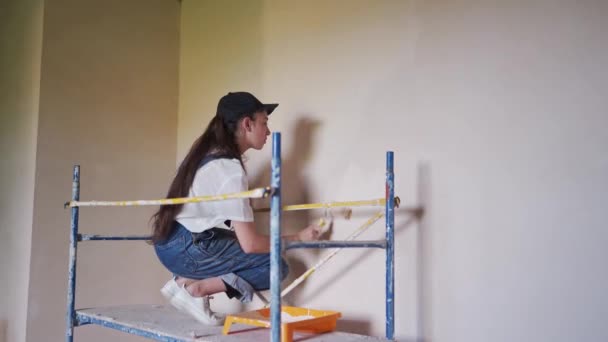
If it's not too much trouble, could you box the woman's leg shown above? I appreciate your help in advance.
[232,256,290,290]
[175,276,226,297]
[187,229,290,301]
[155,225,230,325]
[158,226,289,302]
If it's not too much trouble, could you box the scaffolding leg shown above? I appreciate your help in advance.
[66,165,80,342]
[270,132,282,342]
[386,152,395,340]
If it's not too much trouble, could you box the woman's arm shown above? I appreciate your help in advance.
[232,221,321,254]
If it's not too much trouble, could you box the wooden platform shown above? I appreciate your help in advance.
[76,305,387,341]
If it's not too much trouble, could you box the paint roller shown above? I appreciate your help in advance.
[315,207,353,235]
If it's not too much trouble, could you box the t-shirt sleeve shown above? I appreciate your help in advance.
[216,172,254,222]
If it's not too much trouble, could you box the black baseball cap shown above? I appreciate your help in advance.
[216,92,279,124]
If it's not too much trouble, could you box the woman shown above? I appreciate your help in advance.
[151,92,321,325]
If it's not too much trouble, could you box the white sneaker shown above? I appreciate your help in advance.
[160,278,225,325]
[160,278,180,301]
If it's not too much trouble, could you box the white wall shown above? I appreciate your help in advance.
[25,1,180,341]
[179,0,608,341]
[0,1,44,341]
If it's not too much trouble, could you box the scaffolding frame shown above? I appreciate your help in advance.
[65,132,396,341]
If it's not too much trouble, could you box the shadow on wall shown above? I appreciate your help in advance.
[396,162,432,342]
[415,162,432,342]
[287,162,431,339]
[0,320,5,342]
[250,117,322,305]
[300,209,420,306]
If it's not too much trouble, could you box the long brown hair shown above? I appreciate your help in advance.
[150,114,252,243]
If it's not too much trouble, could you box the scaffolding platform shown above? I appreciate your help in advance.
[76,305,388,341]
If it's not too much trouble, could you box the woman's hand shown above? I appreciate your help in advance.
[296,223,323,242]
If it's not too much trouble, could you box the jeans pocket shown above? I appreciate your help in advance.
[192,229,215,245]
[193,229,236,255]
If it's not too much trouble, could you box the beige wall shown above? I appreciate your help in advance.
[25,1,180,341]
[177,0,265,160]
[0,0,44,341]
[180,0,608,341]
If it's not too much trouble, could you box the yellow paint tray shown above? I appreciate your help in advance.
[222,306,341,342]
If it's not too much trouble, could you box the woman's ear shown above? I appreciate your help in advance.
[242,116,253,132]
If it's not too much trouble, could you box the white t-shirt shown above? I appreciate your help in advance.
[176,158,254,233]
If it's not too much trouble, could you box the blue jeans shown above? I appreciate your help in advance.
[154,221,289,303]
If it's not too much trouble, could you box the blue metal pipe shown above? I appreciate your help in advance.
[66,165,80,342]
[386,152,395,340]
[270,132,282,342]
[285,240,386,250]
[79,234,151,241]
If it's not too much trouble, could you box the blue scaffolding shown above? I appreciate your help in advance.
[65,132,396,341]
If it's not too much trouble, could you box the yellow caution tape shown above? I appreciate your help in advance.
[66,187,270,208]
